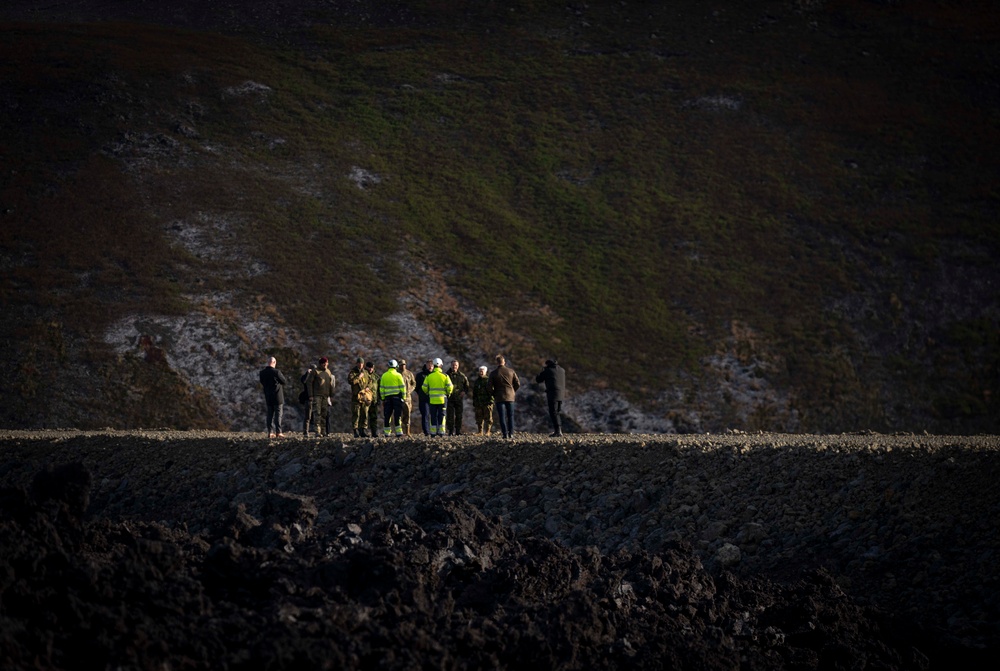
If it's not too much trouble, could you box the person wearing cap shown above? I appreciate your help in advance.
[364,360,380,437]
[446,360,471,435]
[348,356,371,437]
[535,358,567,437]
[398,359,416,436]
[421,358,454,436]
[379,360,407,437]
[414,359,434,436]
[472,365,494,435]
[488,354,520,439]
[304,357,336,437]
[259,356,288,439]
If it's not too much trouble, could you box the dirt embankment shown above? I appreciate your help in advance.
[1,430,997,669]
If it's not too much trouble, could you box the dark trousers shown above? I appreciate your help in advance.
[383,396,403,433]
[496,401,514,437]
[313,397,331,436]
[547,397,562,433]
[446,396,465,434]
[419,398,431,435]
[367,402,378,435]
[429,403,446,435]
[266,403,284,434]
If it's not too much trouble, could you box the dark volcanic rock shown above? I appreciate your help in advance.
[0,448,980,670]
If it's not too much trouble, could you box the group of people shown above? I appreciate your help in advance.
[258,354,567,439]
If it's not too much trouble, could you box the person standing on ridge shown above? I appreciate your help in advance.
[446,360,471,435]
[535,358,567,437]
[472,365,494,435]
[421,358,453,436]
[259,356,288,439]
[398,359,416,436]
[365,360,380,437]
[304,357,335,437]
[488,353,520,439]
[348,356,371,437]
[414,359,433,436]
[299,364,315,436]
[379,360,407,437]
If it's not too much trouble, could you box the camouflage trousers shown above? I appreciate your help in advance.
[474,404,494,435]
[312,397,331,435]
[351,401,369,430]
[400,401,412,433]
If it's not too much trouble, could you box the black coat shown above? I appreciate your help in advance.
[535,363,566,401]
[259,366,288,405]
[414,369,431,403]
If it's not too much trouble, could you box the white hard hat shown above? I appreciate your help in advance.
[389,359,398,368]
[433,357,443,367]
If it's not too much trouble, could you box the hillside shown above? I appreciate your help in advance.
[1,0,998,433]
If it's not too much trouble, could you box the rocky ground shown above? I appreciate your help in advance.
[1,429,998,669]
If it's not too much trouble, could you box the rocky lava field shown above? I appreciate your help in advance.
[1,430,997,669]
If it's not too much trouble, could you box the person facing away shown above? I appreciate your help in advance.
[421,357,454,436]
[379,359,407,437]
[398,358,416,436]
[304,357,336,437]
[535,358,567,437]
[472,365,495,436]
[446,360,471,435]
[259,356,288,439]
[365,360,380,436]
[300,365,315,436]
[488,354,520,439]
[348,356,371,437]
[414,359,434,436]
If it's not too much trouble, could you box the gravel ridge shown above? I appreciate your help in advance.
[1,429,998,650]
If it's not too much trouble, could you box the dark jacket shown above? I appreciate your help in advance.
[472,376,493,407]
[447,370,471,399]
[415,368,431,403]
[259,366,288,405]
[306,365,336,399]
[488,364,520,403]
[535,361,566,401]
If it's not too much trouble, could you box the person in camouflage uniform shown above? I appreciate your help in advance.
[446,360,471,435]
[305,357,336,437]
[348,356,371,437]
[365,360,380,436]
[472,365,494,435]
[398,359,416,436]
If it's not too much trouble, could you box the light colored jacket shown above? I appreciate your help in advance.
[379,368,407,400]
[421,367,454,405]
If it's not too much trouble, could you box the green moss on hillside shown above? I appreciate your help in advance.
[1,1,998,431]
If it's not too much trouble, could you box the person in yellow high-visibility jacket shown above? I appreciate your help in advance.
[379,360,407,437]
[421,358,454,436]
